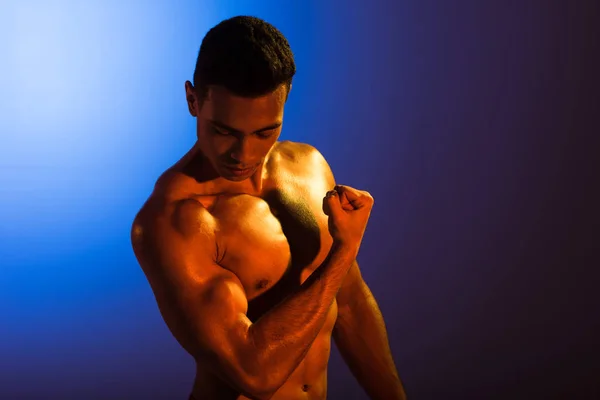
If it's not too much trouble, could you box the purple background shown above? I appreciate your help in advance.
[1,1,598,399]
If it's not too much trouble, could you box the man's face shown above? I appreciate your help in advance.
[186,83,288,182]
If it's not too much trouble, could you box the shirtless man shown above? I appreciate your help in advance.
[131,16,406,400]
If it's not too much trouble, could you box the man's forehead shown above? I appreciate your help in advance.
[204,85,287,103]
[202,86,286,123]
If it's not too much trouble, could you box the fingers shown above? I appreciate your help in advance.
[333,185,374,209]
[334,185,359,196]
[322,189,343,218]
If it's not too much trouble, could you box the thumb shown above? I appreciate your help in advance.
[323,190,343,218]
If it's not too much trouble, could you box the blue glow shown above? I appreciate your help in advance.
[1,1,327,397]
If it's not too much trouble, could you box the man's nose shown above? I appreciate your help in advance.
[229,137,252,165]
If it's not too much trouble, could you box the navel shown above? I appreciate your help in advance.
[301,384,310,392]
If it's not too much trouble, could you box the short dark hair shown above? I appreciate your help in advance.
[193,16,296,98]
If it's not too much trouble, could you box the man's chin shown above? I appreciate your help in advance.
[219,165,256,181]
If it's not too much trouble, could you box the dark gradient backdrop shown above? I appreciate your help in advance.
[1,1,598,399]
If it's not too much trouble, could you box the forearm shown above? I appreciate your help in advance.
[334,284,406,400]
[247,241,355,388]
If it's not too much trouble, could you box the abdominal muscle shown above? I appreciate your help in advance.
[191,300,338,400]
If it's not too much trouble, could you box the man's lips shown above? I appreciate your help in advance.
[223,163,257,175]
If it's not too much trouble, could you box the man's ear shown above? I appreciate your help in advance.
[185,80,198,117]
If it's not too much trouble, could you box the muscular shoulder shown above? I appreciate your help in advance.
[274,140,326,164]
[131,196,218,270]
[272,140,335,186]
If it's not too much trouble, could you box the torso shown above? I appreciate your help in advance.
[150,141,336,400]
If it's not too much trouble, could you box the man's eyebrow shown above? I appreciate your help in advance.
[209,120,282,134]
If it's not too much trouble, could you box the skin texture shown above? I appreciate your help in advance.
[130,82,406,400]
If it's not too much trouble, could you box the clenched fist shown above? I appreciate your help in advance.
[322,185,374,252]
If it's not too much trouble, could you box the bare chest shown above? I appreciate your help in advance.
[210,182,332,321]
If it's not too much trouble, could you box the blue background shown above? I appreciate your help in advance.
[1,1,598,399]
